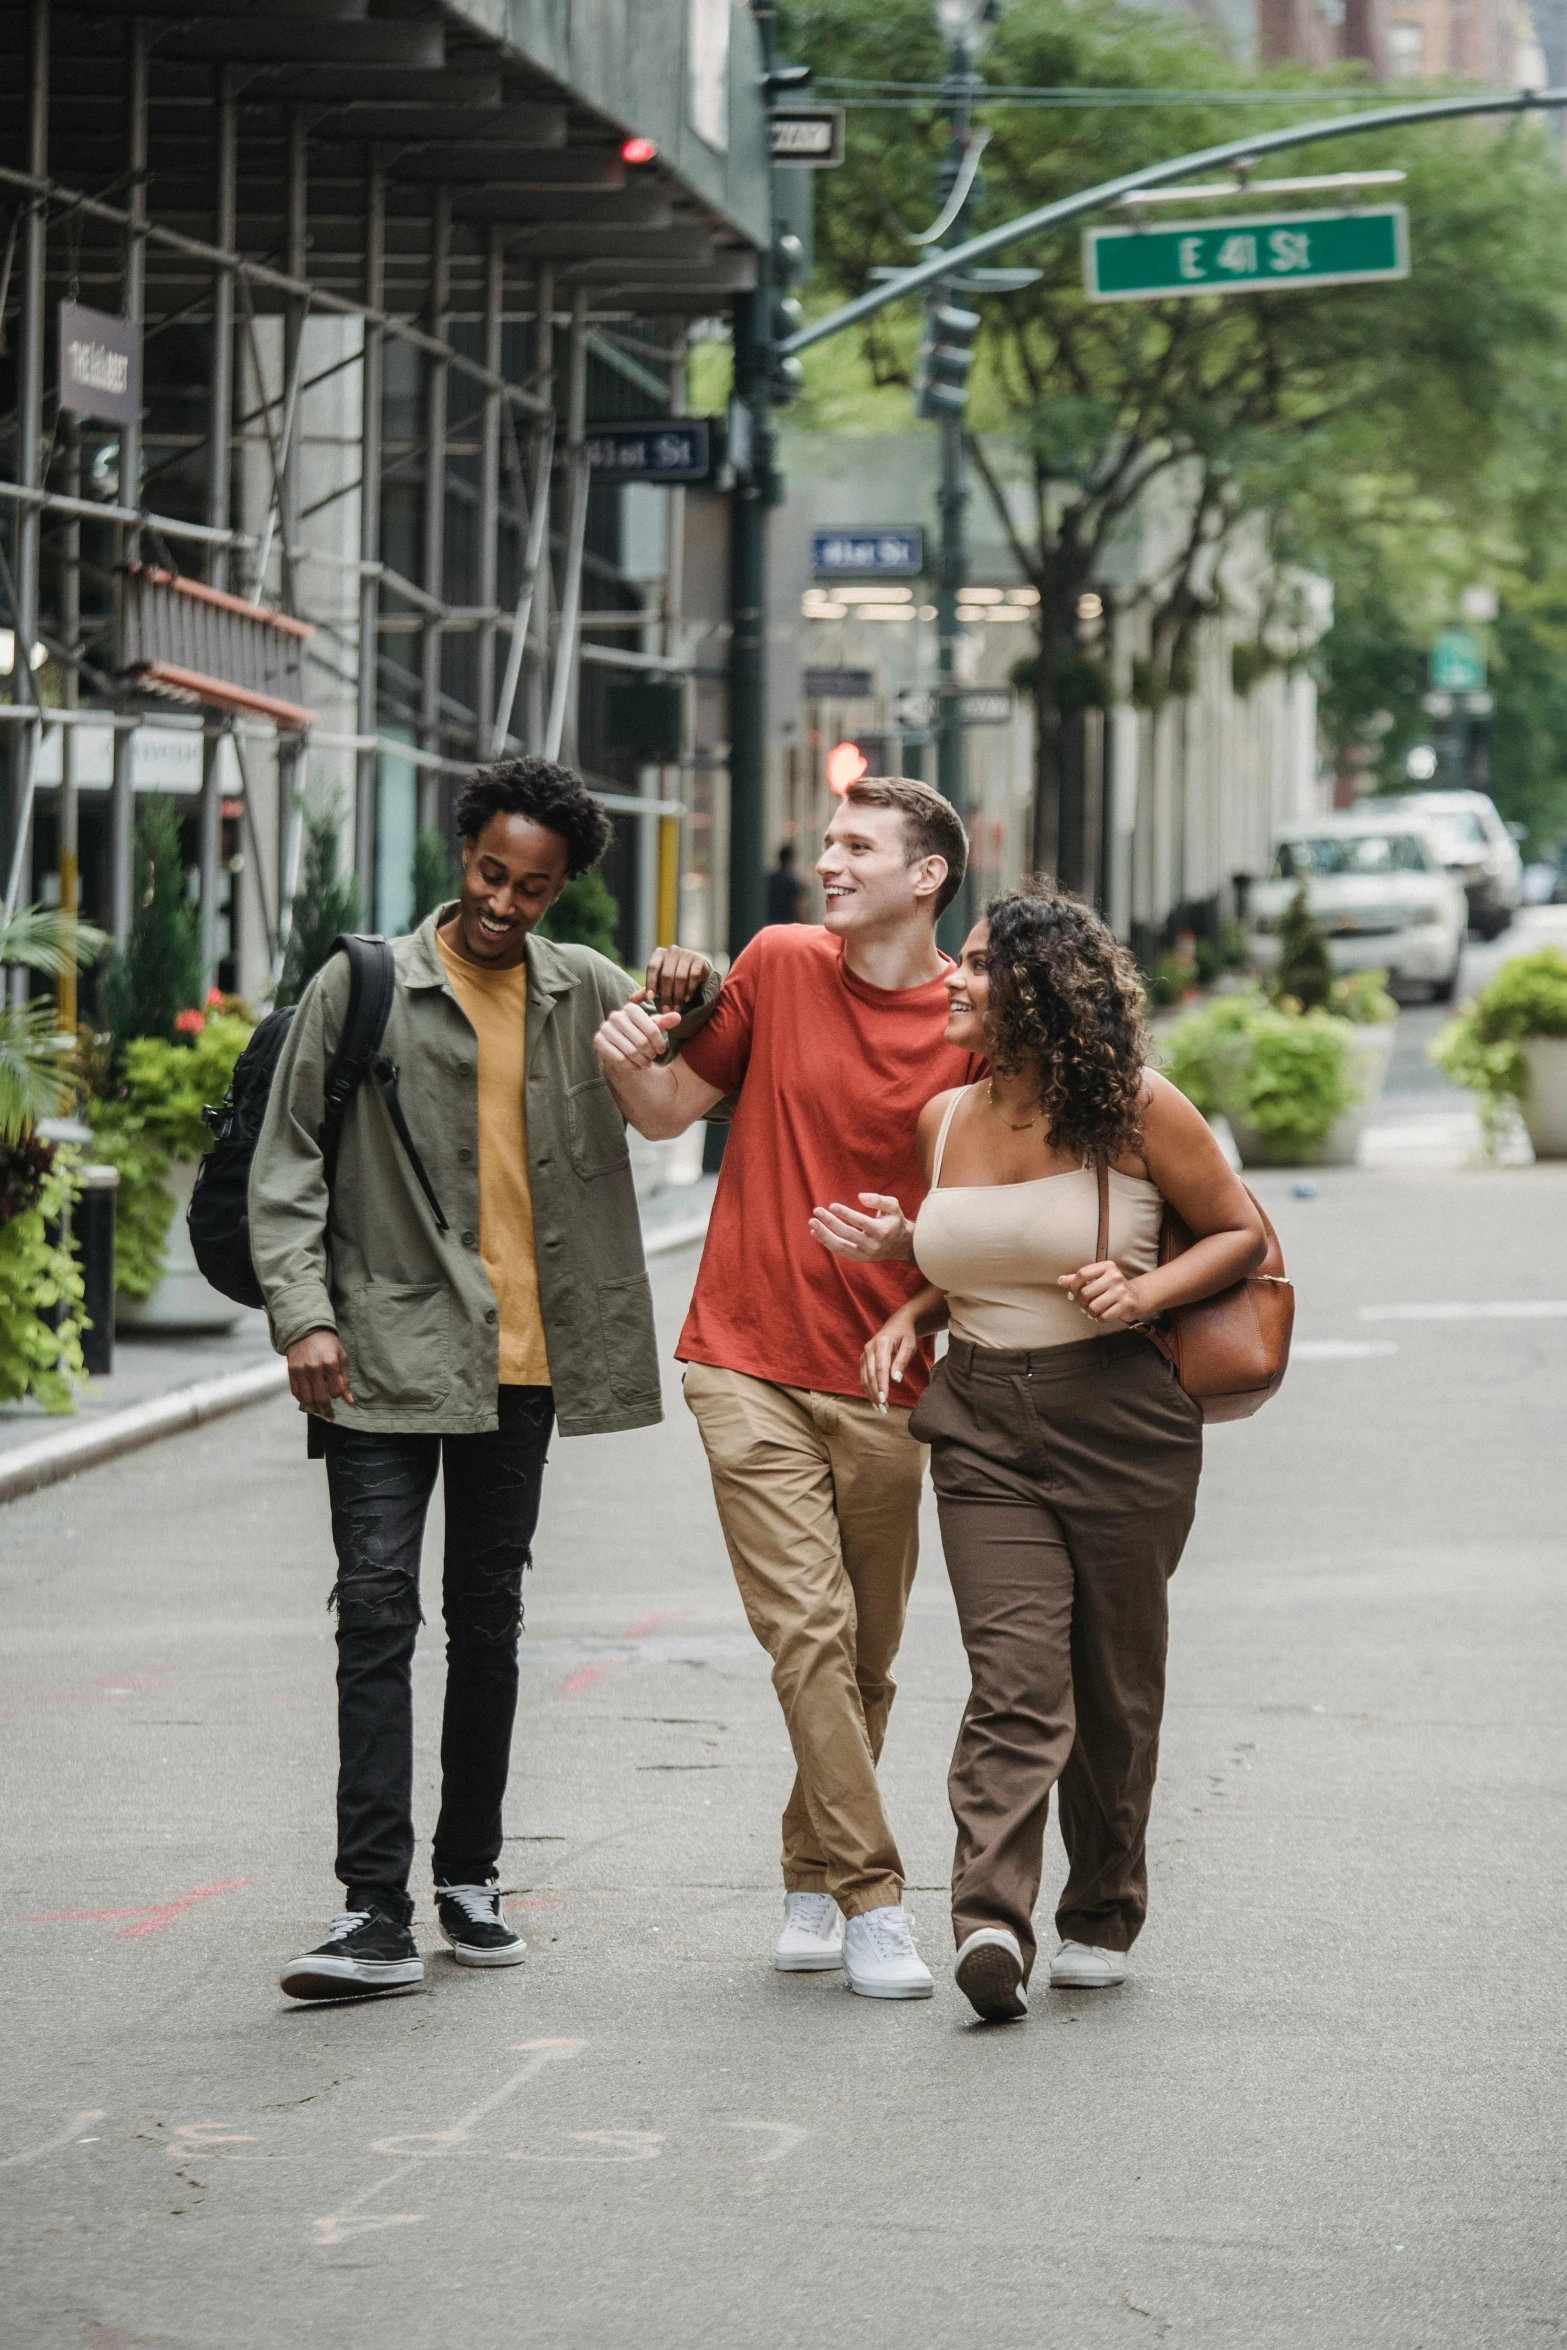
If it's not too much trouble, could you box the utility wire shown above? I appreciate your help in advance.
[812,78,1511,107]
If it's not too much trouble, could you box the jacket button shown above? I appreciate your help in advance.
[457,1146,473,1163]
[536,1153,552,1167]
[462,1229,478,1248]
[485,1307,497,1325]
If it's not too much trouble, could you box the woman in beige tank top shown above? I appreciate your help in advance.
[828,885,1264,2025]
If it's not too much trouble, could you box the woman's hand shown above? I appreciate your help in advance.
[860,1303,923,1412]
[1059,1261,1153,1329]
[809,1193,915,1264]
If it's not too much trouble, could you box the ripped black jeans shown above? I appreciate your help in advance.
[323,1387,553,1925]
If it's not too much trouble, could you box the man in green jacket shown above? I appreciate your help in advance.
[250,755,715,2001]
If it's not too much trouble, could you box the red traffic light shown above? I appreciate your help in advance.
[826,741,870,795]
[621,136,658,164]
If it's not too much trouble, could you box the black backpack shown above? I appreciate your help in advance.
[188,933,446,1310]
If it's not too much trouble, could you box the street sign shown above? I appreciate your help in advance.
[582,420,710,481]
[1083,205,1409,303]
[956,687,1014,727]
[804,666,875,699]
[1430,625,1486,692]
[57,299,141,426]
[770,108,845,166]
[892,687,935,733]
[812,527,924,578]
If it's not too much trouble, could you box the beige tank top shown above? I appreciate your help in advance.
[913,1088,1164,1351]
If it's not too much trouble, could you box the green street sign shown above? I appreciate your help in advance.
[1083,205,1409,303]
[1430,625,1486,692]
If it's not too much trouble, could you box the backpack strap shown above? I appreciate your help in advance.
[318,935,448,1233]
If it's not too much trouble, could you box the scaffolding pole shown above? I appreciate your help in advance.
[355,148,385,919]
[488,265,555,761]
[109,11,147,950]
[419,188,450,830]
[199,64,237,994]
[473,223,504,760]
[544,287,589,765]
[9,0,49,963]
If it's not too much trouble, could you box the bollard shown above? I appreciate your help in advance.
[76,1164,119,1377]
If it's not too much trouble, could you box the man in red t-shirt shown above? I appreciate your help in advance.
[593,779,978,2000]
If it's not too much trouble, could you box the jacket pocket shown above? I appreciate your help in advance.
[338,1280,451,1409]
[566,1075,631,1180]
[597,1271,661,1405]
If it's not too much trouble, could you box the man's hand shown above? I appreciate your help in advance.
[644,945,712,1012]
[808,1193,916,1265]
[287,1327,354,1419]
[594,990,683,1076]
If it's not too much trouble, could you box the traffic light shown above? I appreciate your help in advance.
[767,229,807,405]
[914,295,980,421]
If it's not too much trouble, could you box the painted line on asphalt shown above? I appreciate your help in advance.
[313,2038,585,2246]
[1292,1340,1399,1361]
[0,2109,107,2169]
[0,1360,288,1505]
[1359,1300,1567,1321]
[15,1878,249,1938]
[556,1610,692,1697]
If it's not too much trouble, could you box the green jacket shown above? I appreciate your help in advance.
[248,910,717,1438]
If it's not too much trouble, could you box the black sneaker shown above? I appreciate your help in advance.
[279,1909,425,2002]
[435,1881,527,1968]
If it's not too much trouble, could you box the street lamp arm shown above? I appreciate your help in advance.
[781,84,1567,357]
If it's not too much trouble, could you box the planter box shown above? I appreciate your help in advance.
[116,1156,243,1334]
[1519,1037,1567,1158]
[1227,1024,1397,1171]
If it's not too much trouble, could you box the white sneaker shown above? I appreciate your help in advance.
[953,1927,1028,2022]
[772,1891,845,1972]
[1049,1939,1127,1988]
[841,1905,934,2000]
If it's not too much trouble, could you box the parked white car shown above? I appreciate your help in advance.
[1361,791,1522,939]
[1248,816,1467,1001]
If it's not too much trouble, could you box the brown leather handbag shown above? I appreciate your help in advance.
[1096,1160,1294,1423]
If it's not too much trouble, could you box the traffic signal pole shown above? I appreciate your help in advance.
[933,58,978,896]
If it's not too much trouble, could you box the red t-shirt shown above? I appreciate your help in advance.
[676,925,981,1403]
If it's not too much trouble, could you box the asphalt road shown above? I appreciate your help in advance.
[3,1151,1565,2348]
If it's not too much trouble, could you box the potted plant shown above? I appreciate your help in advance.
[1432,945,1567,1156]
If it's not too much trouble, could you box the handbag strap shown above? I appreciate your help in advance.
[1095,1153,1109,1264]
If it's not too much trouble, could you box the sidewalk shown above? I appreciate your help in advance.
[0,1171,719,1502]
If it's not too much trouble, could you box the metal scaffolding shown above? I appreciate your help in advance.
[0,0,762,992]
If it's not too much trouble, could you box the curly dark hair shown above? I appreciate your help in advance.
[454,756,612,877]
[983,882,1149,1164]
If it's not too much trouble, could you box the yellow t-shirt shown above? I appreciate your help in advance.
[436,930,551,1387]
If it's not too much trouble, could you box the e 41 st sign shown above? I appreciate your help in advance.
[1083,205,1409,303]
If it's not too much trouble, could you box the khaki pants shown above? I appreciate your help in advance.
[910,1331,1202,1977]
[682,1362,926,1917]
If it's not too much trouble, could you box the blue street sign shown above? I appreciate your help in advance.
[582,420,711,482]
[812,527,925,578]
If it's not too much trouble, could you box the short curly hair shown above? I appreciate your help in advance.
[982,882,1149,1165]
[454,756,612,878]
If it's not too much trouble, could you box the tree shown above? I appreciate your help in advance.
[782,0,1567,884]
[0,906,105,1138]
[412,827,459,926]
[538,869,620,961]
[1272,885,1334,1012]
[101,795,203,1046]
[276,802,360,1008]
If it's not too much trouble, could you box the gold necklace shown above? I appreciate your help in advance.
[988,1080,1041,1133]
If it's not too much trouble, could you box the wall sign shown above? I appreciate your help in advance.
[57,300,142,428]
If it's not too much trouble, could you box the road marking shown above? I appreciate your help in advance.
[507,2131,664,2163]
[14,1878,248,1937]
[1291,1340,1399,1360]
[166,2123,256,2161]
[729,2120,809,2198]
[313,2038,585,2245]
[1359,1300,1567,1321]
[0,2109,107,2169]
[556,1610,691,1697]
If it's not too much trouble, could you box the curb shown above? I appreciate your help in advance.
[0,1360,290,1504]
[0,1203,714,1504]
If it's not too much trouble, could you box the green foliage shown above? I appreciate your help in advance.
[538,869,620,961]
[412,828,459,927]
[1163,988,1359,1156]
[1432,946,1567,1148]
[0,904,106,1141]
[83,1007,253,1297]
[101,796,203,1047]
[277,802,360,1008]
[1272,886,1335,1013]
[1331,968,1398,1026]
[0,1145,86,1411]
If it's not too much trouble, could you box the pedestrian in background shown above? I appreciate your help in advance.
[250,756,715,2002]
[593,779,979,2000]
[849,886,1265,2022]
[765,840,808,926]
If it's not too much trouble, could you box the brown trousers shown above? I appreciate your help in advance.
[909,1331,1202,1977]
[682,1362,925,1917]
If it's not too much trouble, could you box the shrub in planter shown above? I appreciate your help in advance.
[1163,988,1361,1162]
[1331,968,1398,1026]
[1432,945,1567,1153]
[1272,885,1334,1013]
[0,1136,86,1411]
[100,795,203,1049]
[85,1004,254,1299]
